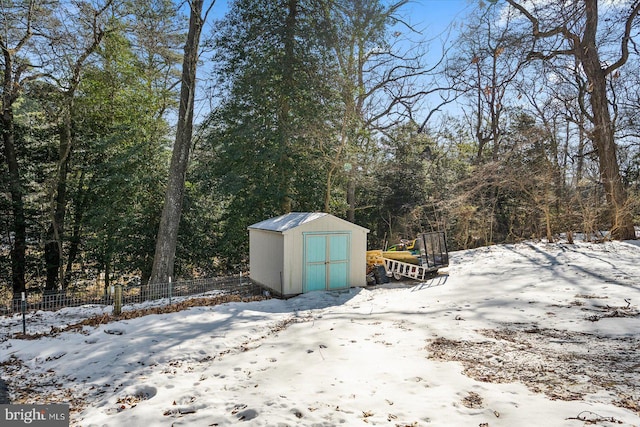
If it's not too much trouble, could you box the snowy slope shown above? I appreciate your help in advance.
[1,240,639,426]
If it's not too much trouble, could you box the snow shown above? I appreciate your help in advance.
[1,240,639,426]
[247,212,329,232]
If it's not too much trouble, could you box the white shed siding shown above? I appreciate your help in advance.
[283,232,298,294]
[283,229,300,294]
[248,229,284,294]
[249,213,369,296]
[350,228,368,287]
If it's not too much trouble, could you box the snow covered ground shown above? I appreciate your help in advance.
[1,240,639,426]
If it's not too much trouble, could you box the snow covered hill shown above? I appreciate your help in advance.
[1,240,639,426]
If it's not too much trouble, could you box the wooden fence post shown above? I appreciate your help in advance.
[114,285,122,315]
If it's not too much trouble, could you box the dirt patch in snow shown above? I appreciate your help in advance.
[427,325,640,415]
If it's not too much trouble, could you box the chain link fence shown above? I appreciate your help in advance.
[1,275,263,316]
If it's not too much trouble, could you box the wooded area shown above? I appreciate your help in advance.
[2,0,639,304]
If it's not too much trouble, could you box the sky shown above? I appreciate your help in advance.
[403,0,472,33]
[202,0,473,58]
[2,237,639,426]
[204,0,472,26]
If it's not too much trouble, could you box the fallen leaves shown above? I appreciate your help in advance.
[11,294,268,340]
[427,326,640,415]
[461,391,483,409]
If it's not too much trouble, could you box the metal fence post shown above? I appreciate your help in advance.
[0,272,260,316]
[114,285,122,315]
[21,292,26,334]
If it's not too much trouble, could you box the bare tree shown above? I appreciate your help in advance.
[506,0,639,240]
[320,0,428,221]
[447,4,529,163]
[149,0,216,284]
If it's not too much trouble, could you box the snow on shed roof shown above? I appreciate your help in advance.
[248,212,328,232]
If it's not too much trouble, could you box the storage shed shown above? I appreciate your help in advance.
[248,212,369,297]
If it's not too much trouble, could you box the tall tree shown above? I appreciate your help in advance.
[195,0,338,268]
[320,0,425,221]
[505,0,639,239]
[149,0,215,284]
[73,27,172,288]
[1,0,55,304]
[375,122,433,239]
[438,2,532,245]
[43,0,115,292]
[447,3,528,163]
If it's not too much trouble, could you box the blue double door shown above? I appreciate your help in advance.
[304,233,350,292]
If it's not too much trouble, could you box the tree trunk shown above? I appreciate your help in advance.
[149,0,205,284]
[543,204,553,243]
[587,78,634,239]
[506,0,637,240]
[64,172,87,289]
[45,119,72,292]
[2,96,27,308]
[324,118,349,213]
[44,1,112,290]
[278,0,297,214]
[580,1,635,240]
[2,50,27,308]
[576,116,585,183]
[347,174,355,223]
